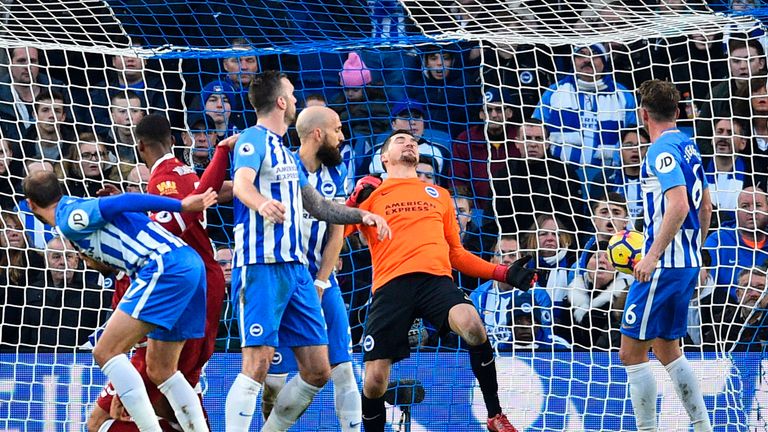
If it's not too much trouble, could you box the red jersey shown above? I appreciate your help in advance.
[98,146,230,417]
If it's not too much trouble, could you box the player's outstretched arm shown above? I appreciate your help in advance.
[302,185,391,240]
[99,193,189,220]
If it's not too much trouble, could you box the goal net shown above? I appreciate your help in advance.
[0,0,766,430]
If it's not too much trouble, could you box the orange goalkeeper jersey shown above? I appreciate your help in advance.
[352,177,497,293]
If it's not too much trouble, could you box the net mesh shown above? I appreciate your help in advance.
[0,0,767,430]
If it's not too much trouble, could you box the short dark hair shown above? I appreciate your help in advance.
[590,192,628,214]
[380,129,414,154]
[620,127,650,143]
[34,89,64,113]
[23,170,62,208]
[110,90,143,107]
[728,34,766,59]
[248,70,288,114]
[638,80,680,122]
[135,114,172,149]
[305,94,326,105]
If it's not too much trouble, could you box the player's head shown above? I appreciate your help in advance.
[296,106,344,167]
[135,114,173,163]
[248,70,297,125]
[23,170,63,224]
[380,129,419,173]
[637,79,680,124]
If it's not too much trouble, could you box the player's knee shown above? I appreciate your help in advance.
[92,348,114,369]
[619,346,644,366]
[145,362,174,386]
[302,364,331,387]
[363,371,388,399]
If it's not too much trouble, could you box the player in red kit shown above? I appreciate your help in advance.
[86,114,237,432]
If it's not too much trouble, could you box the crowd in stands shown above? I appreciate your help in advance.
[3,0,768,354]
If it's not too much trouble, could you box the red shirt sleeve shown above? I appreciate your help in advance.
[194,145,230,193]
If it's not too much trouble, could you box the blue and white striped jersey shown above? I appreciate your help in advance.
[641,129,708,268]
[296,155,347,276]
[232,125,308,267]
[16,199,55,249]
[55,195,186,276]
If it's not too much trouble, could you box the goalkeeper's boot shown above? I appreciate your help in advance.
[487,413,518,432]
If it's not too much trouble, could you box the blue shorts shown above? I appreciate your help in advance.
[620,267,699,341]
[231,262,327,348]
[270,276,353,373]
[118,246,206,342]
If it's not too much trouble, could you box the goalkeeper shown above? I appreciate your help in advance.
[346,130,537,432]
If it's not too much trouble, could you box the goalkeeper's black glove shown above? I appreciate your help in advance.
[492,255,538,291]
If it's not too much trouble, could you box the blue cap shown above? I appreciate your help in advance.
[573,43,609,63]
[392,100,426,118]
[484,87,513,105]
[201,80,236,110]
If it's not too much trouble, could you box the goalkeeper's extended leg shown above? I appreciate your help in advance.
[448,303,518,432]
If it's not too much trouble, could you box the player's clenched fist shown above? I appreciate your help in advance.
[361,211,392,241]
[492,255,538,290]
[258,198,287,224]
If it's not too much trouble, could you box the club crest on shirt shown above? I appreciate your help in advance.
[156,180,178,196]
[321,181,336,197]
[424,186,439,198]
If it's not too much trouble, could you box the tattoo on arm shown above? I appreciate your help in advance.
[302,185,364,224]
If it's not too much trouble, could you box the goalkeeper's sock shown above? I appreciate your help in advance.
[626,362,658,432]
[156,371,208,432]
[665,356,712,432]
[332,362,362,432]
[262,374,322,432]
[225,373,261,432]
[468,339,502,418]
[262,373,288,421]
[102,355,162,432]
[361,393,386,432]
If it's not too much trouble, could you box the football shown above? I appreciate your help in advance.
[607,230,644,275]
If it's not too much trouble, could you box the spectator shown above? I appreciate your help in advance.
[124,164,149,193]
[704,186,768,305]
[220,37,258,128]
[607,128,650,228]
[533,43,637,203]
[685,250,717,348]
[23,236,109,350]
[522,214,577,312]
[58,132,120,198]
[489,118,582,236]
[106,90,145,177]
[0,211,45,350]
[0,47,67,141]
[79,55,181,136]
[367,101,451,186]
[668,33,728,133]
[15,161,55,249]
[416,155,436,185]
[697,36,766,155]
[408,44,476,137]
[332,52,391,140]
[180,113,218,172]
[705,117,752,224]
[589,192,630,244]
[198,80,237,139]
[557,241,629,350]
[215,246,236,350]
[470,235,566,351]
[0,138,20,210]
[18,89,75,163]
[304,94,327,108]
[734,75,768,187]
[452,87,520,206]
[715,266,768,352]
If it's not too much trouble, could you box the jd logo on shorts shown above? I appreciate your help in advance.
[363,335,375,352]
[249,323,263,337]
